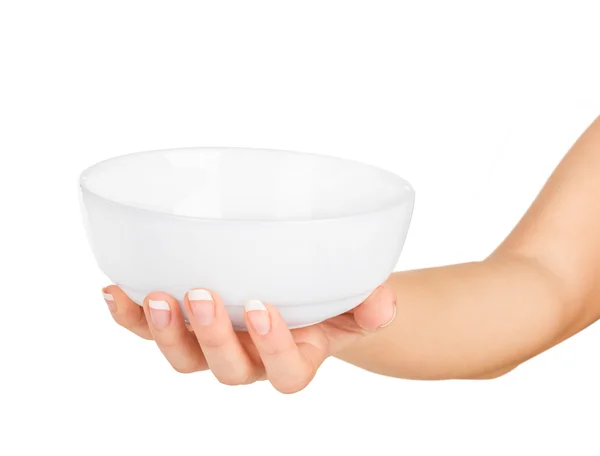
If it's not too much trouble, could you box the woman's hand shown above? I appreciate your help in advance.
[102,285,396,393]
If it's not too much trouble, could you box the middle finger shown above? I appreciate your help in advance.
[143,292,208,373]
[185,289,259,385]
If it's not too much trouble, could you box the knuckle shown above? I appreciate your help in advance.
[113,315,136,332]
[273,378,309,394]
[196,329,229,349]
[171,363,199,374]
[216,370,254,386]
[110,310,128,325]
[113,308,144,327]
[156,336,183,350]
[135,327,154,340]
[272,372,313,394]
[260,341,296,358]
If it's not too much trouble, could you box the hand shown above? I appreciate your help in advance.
[102,284,396,393]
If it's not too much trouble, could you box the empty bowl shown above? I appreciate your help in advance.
[79,147,414,329]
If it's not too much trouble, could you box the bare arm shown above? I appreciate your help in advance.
[104,116,600,392]
[337,116,600,379]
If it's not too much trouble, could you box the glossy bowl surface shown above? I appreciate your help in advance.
[80,147,414,329]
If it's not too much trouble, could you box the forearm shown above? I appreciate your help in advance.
[337,115,600,380]
[337,253,582,379]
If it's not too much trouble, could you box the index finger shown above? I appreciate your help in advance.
[103,285,153,340]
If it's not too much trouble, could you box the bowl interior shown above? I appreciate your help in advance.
[80,148,413,221]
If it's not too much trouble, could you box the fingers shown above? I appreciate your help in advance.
[143,292,208,373]
[103,283,395,392]
[103,285,153,340]
[244,301,327,394]
[184,289,258,385]
[352,284,397,331]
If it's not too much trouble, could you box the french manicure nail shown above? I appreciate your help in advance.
[149,299,171,329]
[188,289,214,326]
[245,300,270,335]
[103,290,117,312]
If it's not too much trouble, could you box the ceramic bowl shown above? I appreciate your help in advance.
[79,147,414,329]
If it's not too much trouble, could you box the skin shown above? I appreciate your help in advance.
[103,115,600,392]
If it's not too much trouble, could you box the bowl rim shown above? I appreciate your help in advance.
[79,146,415,223]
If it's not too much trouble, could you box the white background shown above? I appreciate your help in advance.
[1,1,600,455]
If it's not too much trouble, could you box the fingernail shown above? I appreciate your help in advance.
[149,299,171,329]
[188,289,214,326]
[103,290,117,313]
[245,300,270,335]
[379,305,397,328]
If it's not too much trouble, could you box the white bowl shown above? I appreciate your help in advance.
[79,148,414,329]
